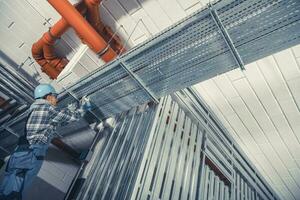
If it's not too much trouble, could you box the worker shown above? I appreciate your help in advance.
[0,84,91,200]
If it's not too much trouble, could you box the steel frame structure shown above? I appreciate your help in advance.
[76,88,281,200]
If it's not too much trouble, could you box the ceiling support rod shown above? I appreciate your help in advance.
[119,60,159,104]
[209,4,245,70]
[115,18,158,104]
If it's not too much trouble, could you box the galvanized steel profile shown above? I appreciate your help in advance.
[76,88,280,200]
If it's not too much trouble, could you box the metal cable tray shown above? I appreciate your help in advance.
[60,0,300,118]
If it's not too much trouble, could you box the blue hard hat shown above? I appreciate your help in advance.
[34,84,57,99]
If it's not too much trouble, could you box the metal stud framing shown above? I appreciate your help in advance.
[76,88,281,200]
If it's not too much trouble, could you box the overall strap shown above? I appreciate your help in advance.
[16,110,34,150]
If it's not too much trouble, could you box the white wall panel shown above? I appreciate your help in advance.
[176,0,201,10]
[131,9,160,37]
[227,68,245,81]
[275,186,295,200]
[137,0,172,30]
[0,29,30,66]
[26,0,61,22]
[283,178,300,199]
[214,74,239,99]
[187,4,204,15]
[244,64,300,158]
[225,95,268,145]
[117,0,141,15]
[4,1,46,36]
[202,80,236,115]
[274,49,300,81]
[287,78,300,108]
[232,79,299,169]
[257,57,300,140]
[254,154,282,186]
[197,46,300,199]
[157,0,186,23]
[292,44,300,59]
[103,0,145,42]
[200,0,211,6]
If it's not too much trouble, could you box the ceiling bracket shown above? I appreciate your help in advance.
[119,59,159,104]
[209,4,245,71]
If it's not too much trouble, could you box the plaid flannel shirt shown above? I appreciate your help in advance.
[26,99,82,145]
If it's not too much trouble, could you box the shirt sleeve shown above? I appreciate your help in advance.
[48,105,82,126]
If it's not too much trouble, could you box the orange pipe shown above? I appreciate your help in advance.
[47,0,117,62]
[42,32,66,72]
[85,0,126,55]
[50,2,87,40]
[32,3,87,79]
[44,2,87,71]
[103,26,126,54]
[32,36,60,79]
[49,19,69,37]
[85,0,105,33]
[32,30,68,78]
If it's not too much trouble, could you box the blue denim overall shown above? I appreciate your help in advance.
[0,143,48,199]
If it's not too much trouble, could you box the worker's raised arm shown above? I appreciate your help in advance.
[48,106,81,126]
[48,96,92,126]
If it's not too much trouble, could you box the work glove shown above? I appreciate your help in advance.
[67,103,78,113]
[80,95,92,112]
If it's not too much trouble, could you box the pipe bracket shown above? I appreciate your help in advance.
[96,45,109,58]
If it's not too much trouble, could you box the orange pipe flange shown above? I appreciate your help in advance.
[47,0,117,62]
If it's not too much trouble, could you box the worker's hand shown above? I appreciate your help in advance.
[67,103,77,113]
[80,95,92,111]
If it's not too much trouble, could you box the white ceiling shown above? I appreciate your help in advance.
[195,45,300,200]
[1,0,300,199]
